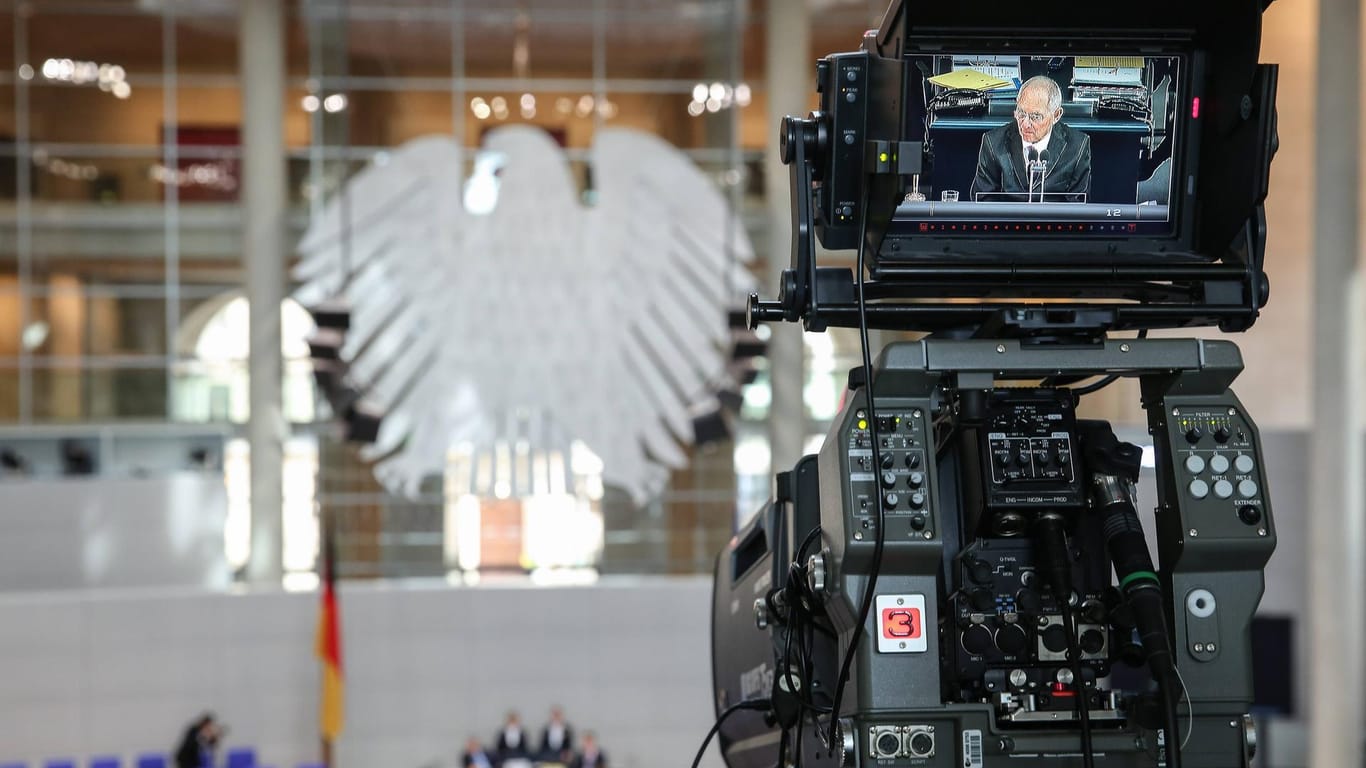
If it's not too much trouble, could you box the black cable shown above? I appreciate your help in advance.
[1069,374,1121,397]
[795,525,822,564]
[690,699,772,768]
[1161,673,1184,768]
[826,190,885,749]
[777,555,833,719]
[1060,602,1095,768]
[1033,513,1095,768]
[1068,331,1148,396]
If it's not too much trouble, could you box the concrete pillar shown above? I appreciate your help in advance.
[764,0,810,480]
[1307,0,1366,763]
[241,0,286,584]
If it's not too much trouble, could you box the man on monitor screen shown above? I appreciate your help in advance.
[969,75,1091,203]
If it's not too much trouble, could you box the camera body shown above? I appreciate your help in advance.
[713,341,1275,767]
[713,2,1278,765]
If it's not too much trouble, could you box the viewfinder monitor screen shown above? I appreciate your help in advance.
[897,52,1185,240]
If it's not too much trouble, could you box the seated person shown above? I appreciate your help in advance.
[496,710,531,766]
[570,732,607,768]
[969,75,1091,203]
[463,737,495,768]
[538,706,575,763]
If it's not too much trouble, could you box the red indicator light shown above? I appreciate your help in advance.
[1191,97,1200,119]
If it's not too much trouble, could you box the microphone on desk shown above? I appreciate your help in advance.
[1037,149,1051,203]
[1026,146,1041,203]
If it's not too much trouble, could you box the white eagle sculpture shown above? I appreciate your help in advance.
[294,125,756,502]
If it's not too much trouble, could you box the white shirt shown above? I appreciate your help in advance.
[1022,129,1053,166]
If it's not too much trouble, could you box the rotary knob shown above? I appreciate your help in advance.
[1185,426,1204,444]
[883,492,900,508]
[806,555,828,597]
[905,452,922,469]
[880,471,897,489]
[880,452,895,469]
[907,471,925,489]
[1214,426,1232,443]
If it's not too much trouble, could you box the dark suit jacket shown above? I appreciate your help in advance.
[175,724,214,768]
[539,724,574,760]
[463,748,495,768]
[969,120,1091,203]
[570,748,607,768]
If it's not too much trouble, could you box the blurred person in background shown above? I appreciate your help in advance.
[570,731,606,768]
[496,710,531,767]
[174,712,222,768]
[538,706,574,764]
[463,736,495,768]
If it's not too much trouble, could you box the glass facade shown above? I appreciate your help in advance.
[0,0,887,578]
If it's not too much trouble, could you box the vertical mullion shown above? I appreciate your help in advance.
[15,7,31,422]
[163,7,181,418]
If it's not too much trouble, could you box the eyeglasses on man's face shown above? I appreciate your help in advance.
[1013,108,1052,125]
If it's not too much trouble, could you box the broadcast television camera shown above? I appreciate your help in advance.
[709,1,1278,767]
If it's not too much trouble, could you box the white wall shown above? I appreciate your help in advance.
[0,578,722,768]
[0,474,229,591]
